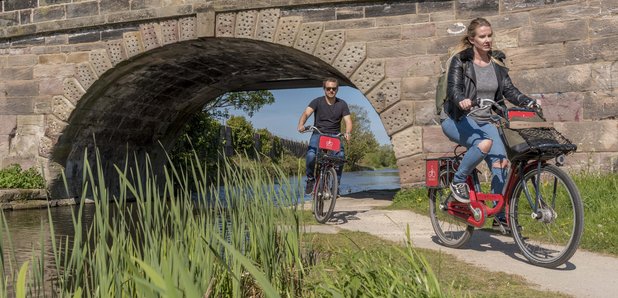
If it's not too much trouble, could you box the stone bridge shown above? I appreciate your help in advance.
[1,0,617,198]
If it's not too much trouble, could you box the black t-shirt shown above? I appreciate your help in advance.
[308,96,350,134]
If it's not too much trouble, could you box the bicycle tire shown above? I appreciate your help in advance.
[313,167,338,223]
[429,169,474,248]
[509,164,584,268]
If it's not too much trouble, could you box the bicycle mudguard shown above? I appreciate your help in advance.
[318,136,340,152]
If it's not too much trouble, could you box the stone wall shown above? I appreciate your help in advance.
[0,0,617,196]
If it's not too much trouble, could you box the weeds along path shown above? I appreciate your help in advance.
[303,190,618,298]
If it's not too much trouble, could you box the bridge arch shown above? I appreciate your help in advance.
[39,11,396,197]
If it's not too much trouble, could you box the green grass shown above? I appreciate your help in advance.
[388,172,618,256]
[304,231,570,297]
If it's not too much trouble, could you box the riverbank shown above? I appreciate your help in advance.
[304,189,618,298]
[0,189,87,210]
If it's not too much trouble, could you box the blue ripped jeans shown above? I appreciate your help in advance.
[441,116,508,196]
[306,132,344,181]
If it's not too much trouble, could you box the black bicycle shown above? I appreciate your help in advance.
[302,126,346,223]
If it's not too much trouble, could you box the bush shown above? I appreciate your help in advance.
[0,164,46,189]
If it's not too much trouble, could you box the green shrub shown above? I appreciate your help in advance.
[0,164,45,189]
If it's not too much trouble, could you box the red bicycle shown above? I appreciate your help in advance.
[302,126,346,223]
[426,99,583,268]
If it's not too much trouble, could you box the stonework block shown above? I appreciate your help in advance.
[216,12,236,37]
[346,27,402,43]
[101,0,130,13]
[333,43,366,77]
[375,14,430,27]
[179,17,197,41]
[366,78,400,113]
[381,101,414,135]
[39,136,53,158]
[414,100,438,126]
[396,154,425,187]
[67,52,90,64]
[564,152,618,174]
[0,97,34,114]
[63,78,86,105]
[401,23,436,39]
[89,49,113,77]
[519,19,588,46]
[140,23,161,51]
[0,115,17,135]
[385,55,441,78]
[503,44,566,71]
[493,29,519,49]
[589,35,618,62]
[33,64,75,78]
[4,81,38,97]
[275,16,301,47]
[427,35,460,55]
[235,10,258,38]
[255,9,280,42]
[529,4,602,24]
[7,54,37,66]
[418,1,454,13]
[336,7,363,20]
[486,12,530,31]
[509,64,592,94]
[38,54,66,64]
[294,23,323,54]
[197,11,216,38]
[75,63,97,90]
[365,2,417,18]
[565,40,595,65]
[367,40,428,58]
[583,92,618,121]
[350,59,385,93]
[33,5,65,23]
[66,1,99,18]
[0,11,19,27]
[106,40,127,66]
[455,0,499,18]
[123,31,144,58]
[314,30,344,64]
[324,19,375,31]
[45,114,67,138]
[401,76,434,100]
[0,67,33,80]
[160,19,179,45]
[38,78,64,96]
[423,125,453,153]
[555,120,618,152]
[503,0,546,11]
[391,126,422,159]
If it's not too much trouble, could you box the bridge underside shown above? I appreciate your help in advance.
[54,38,351,195]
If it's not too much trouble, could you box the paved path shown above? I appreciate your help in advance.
[304,190,618,298]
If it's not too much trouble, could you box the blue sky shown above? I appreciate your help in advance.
[228,87,391,145]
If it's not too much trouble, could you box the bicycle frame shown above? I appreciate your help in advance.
[427,155,546,228]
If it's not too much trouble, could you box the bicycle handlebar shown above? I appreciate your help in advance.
[301,125,344,137]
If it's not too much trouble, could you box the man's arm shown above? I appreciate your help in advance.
[297,106,315,132]
[343,114,352,141]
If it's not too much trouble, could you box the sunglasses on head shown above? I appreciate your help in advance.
[325,87,338,91]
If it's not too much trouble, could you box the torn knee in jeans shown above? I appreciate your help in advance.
[478,139,493,154]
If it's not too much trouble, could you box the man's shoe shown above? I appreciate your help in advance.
[449,182,470,203]
[305,179,315,195]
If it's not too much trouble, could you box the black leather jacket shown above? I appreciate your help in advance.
[445,47,535,121]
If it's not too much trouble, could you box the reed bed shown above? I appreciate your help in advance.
[1,148,443,297]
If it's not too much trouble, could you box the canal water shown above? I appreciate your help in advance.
[1,169,399,276]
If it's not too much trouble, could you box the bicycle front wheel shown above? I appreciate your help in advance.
[509,164,584,268]
[313,167,338,223]
[429,169,474,248]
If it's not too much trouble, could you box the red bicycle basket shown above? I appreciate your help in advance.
[508,110,537,120]
[318,136,340,152]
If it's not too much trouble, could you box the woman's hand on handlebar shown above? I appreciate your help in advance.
[458,98,473,110]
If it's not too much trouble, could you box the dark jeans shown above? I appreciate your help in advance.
[305,132,344,181]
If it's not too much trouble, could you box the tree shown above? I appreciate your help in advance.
[226,115,255,156]
[205,90,275,119]
[344,105,379,170]
[256,128,283,163]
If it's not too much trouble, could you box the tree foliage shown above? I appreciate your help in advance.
[226,115,256,156]
[344,104,379,170]
[363,144,397,169]
[170,111,222,172]
[256,128,283,163]
[205,91,275,119]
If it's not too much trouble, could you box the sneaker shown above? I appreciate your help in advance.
[305,179,315,195]
[449,182,470,203]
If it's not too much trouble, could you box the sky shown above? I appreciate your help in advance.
[228,87,391,145]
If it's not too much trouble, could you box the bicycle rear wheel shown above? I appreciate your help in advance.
[509,164,583,268]
[313,167,338,223]
[429,169,474,248]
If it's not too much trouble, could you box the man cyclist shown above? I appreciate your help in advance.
[297,77,352,195]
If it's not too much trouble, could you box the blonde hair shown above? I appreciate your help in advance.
[450,18,504,66]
